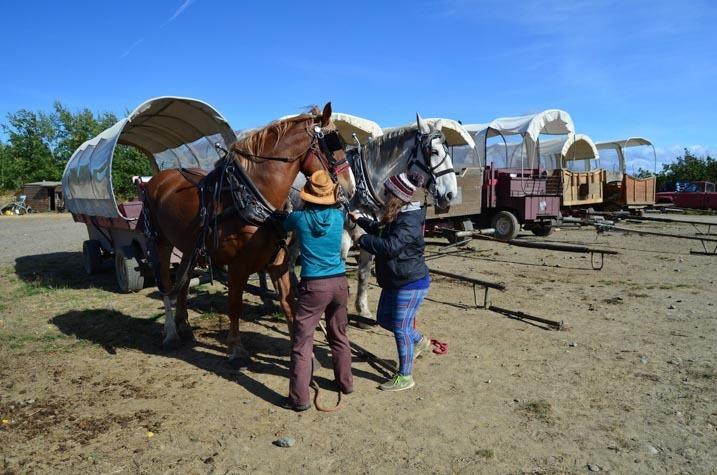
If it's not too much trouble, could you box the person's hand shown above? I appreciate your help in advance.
[348,210,361,223]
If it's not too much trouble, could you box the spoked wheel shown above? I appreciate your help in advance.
[115,253,144,293]
[491,211,520,241]
[82,240,104,274]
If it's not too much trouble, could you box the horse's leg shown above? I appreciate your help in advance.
[157,242,181,350]
[356,249,375,320]
[175,279,194,342]
[227,266,251,369]
[286,237,300,289]
[267,258,294,336]
[254,270,272,311]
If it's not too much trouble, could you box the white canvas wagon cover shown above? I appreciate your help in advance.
[331,112,384,145]
[595,137,656,176]
[465,109,575,168]
[383,118,476,148]
[540,133,600,169]
[62,96,236,219]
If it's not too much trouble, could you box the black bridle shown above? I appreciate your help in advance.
[232,124,349,191]
[408,129,455,199]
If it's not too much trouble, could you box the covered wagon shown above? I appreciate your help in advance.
[463,109,573,239]
[62,96,237,292]
[595,137,657,209]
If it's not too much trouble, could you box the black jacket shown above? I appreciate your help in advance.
[357,205,429,289]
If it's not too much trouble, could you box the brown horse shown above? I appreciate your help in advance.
[144,103,355,367]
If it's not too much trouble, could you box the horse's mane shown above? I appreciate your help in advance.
[232,105,320,157]
[367,123,441,158]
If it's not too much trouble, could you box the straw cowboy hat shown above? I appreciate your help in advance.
[300,170,338,205]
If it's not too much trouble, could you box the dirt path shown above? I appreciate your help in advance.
[1,215,715,474]
[0,214,84,265]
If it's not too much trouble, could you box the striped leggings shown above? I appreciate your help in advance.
[376,287,429,376]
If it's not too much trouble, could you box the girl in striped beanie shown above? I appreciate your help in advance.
[348,172,432,391]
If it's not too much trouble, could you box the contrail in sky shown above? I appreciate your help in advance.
[120,0,197,58]
[120,38,144,59]
[163,0,196,26]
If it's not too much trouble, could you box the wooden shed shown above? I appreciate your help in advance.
[21,181,63,212]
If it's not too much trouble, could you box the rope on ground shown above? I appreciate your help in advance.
[310,378,342,412]
[311,321,343,412]
[430,339,448,355]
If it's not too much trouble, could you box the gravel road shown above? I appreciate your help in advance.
[0,214,86,265]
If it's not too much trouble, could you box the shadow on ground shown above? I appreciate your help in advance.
[51,304,383,406]
[50,306,291,406]
[14,252,120,292]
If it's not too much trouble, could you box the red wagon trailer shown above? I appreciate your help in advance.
[461,110,572,240]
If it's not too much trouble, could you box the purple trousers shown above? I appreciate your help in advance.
[289,276,353,406]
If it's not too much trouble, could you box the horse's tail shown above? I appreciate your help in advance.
[140,177,202,299]
[140,185,166,294]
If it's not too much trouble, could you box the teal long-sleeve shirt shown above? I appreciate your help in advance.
[283,205,345,278]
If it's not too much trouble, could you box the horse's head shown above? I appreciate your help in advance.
[303,103,356,203]
[409,114,458,209]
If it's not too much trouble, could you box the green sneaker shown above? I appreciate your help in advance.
[414,335,431,359]
[379,374,415,391]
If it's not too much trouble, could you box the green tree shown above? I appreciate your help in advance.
[1,109,61,188]
[0,102,152,201]
[655,149,716,189]
[112,145,153,200]
[53,102,117,161]
[0,140,11,190]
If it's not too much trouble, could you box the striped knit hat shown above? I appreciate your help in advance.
[384,172,424,202]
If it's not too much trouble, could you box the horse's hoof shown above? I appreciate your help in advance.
[162,338,181,351]
[228,356,251,370]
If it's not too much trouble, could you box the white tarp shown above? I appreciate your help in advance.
[384,118,478,167]
[423,118,475,147]
[384,118,475,148]
[464,109,575,168]
[62,96,236,219]
[276,112,383,146]
[331,112,383,145]
[540,133,600,170]
[596,137,656,177]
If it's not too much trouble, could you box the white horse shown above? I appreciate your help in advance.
[275,114,458,321]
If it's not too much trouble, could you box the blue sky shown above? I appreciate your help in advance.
[1,0,715,168]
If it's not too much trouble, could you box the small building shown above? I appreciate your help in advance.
[21,181,63,212]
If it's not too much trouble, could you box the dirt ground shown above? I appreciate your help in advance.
[0,212,715,474]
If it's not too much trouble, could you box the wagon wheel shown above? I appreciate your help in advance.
[530,223,553,237]
[115,253,144,293]
[446,219,474,244]
[82,240,104,274]
[491,211,520,241]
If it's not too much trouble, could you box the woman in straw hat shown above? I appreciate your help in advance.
[348,172,431,392]
[283,170,353,411]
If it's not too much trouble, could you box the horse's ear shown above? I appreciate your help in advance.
[321,102,332,127]
[416,113,430,135]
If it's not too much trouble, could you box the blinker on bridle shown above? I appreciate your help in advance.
[409,130,455,198]
[313,125,350,175]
